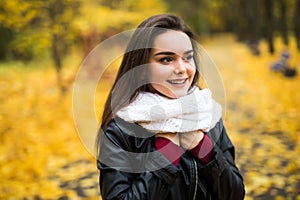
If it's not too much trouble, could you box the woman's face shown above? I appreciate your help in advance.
[149,30,196,99]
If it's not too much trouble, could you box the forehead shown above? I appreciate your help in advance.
[152,30,193,53]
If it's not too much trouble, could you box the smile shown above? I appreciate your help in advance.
[167,78,188,85]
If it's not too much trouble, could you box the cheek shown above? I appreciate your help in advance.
[188,62,196,77]
[189,67,196,78]
[149,65,172,83]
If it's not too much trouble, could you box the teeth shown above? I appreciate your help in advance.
[168,79,186,84]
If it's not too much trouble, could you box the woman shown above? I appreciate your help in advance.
[97,14,245,200]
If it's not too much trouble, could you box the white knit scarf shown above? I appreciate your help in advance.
[116,87,222,133]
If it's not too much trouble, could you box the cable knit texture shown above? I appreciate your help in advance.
[116,87,222,133]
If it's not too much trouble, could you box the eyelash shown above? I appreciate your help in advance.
[159,57,173,63]
[158,55,193,64]
[183,55,193,61]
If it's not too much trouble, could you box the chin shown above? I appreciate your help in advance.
[169,90,188,98]
[151,85,189,99]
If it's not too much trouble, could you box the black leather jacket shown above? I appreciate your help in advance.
[97,117,245,200]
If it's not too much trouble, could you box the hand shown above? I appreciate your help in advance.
[156,132,180,146]
[156,130,204,150]
[179,130,204,150]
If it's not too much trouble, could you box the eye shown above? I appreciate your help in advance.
[159,57,173,64]
[183,54,194,62]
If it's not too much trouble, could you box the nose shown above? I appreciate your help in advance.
[174,58,187,75]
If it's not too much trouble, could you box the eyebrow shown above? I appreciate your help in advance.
[153,50,194,56]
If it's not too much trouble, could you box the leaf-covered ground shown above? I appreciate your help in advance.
[205,34,300,200]
[0,34,299,199]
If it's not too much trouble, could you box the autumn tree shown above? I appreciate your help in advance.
[0,0,81,93]
[0,1,43,60]
[43,0,80,93]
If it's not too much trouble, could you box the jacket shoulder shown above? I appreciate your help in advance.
[102,117,155,152]
[207,119,234,154]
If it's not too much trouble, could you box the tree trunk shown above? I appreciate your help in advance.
[51,33,66,95]
[47,0,70,95]
[278,0,289,45]
[263,0,275,54]
[294,0,300,51]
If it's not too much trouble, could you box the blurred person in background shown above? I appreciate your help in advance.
[96,14,245,200]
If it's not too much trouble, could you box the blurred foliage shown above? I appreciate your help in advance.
[0,0,166,93]
[163,0,271,32]
[0,0,299,65]
[74,0,166,55]
[0,0,166,61]
[164,0,300,54]
[0,0,80,61]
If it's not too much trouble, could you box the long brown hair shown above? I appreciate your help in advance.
[100,14,201,130]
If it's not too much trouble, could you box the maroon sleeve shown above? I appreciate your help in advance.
[189,134,213,164]
[155,137,185,166]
